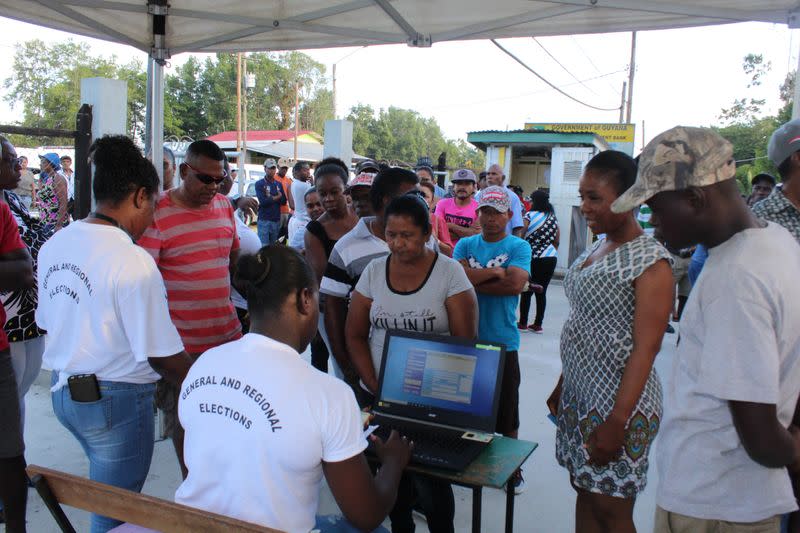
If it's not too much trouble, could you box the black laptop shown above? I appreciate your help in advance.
[369,330,506,471]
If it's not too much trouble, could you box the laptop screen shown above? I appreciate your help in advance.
[375,330,505,432]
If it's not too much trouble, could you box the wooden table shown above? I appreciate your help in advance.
[404,437,538,533]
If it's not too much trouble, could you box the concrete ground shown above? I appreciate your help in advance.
[21,280,679,532]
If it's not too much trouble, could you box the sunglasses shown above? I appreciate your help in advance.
[182,161,228,185]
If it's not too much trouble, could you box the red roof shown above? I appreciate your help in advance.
[206,130,317,142]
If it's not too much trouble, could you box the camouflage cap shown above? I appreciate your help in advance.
[611,126,735,213]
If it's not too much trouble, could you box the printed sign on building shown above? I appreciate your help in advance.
[524,123,636,156]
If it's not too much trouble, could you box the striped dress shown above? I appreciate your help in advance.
[138,192,242,354]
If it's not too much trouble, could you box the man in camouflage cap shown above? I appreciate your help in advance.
[618,127,800,533]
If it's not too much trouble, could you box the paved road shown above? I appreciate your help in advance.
[22,280,679,532]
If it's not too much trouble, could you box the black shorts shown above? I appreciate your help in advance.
[495,350,520,435]
[0,349,24,458]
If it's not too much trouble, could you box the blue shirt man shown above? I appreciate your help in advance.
[475,164,524,237]
[454,185,531,462]
[255,158,286,245]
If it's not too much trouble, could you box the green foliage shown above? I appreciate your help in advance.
[346,105,484,170]
[713,54,794,193]
[3,39,145,145]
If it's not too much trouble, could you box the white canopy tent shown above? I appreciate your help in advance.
[1,0,799,183]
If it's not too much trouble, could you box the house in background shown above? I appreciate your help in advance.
[467,126,616,272]
[206,129,324,166]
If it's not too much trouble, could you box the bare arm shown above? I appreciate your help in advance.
[345,291,379,393]
[445,289,478,339]
[54,174,69,229]
[458,259,503,286]
[474,265,528,296]
[304,231,328,284]
[323,431,411,531]
[447,223,480,239]
[729,401,799,468]
[587,259,673,465]
[324,295,354,376]
[286,184,295,211]
[148,351,194,386]
[0,247,34,290]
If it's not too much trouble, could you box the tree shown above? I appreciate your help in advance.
[4,39,146,144]
[346,104,484,169]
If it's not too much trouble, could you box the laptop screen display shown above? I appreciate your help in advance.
[376,331,505,429]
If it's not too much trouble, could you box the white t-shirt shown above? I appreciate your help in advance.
[175,334,366,533]
[231,214,262,310]
[36,221,184,390]
[656,223,800,522]
[291,179,312,221]
[354,253,473,378]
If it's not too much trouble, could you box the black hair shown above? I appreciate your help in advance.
[294,160,309,173]
[751,173,776,186]
[777,155,794,182]
[584,150,637,196]
[416,166,434,179]
[90,135,159,206]
[385,194,432,235]
[418,181,435,196]
[370,167,419,212]
[186,139,225,162]
[530,190,554,214]
[235,246,316,316]
[314,156,349,185]
[304,186,318,201]
[145,145,176,167]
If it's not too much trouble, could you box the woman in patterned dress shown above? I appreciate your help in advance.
[35,153,69,232]
[547,151,673,532]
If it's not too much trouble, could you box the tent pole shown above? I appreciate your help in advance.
[793,44,800,120]
[148,57,165,188]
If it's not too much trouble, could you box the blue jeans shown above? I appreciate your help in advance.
[315,514,389,532]
[51,373,156,533]
[257,219,280,245]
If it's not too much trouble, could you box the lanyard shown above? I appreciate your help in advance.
[89,212,133,242]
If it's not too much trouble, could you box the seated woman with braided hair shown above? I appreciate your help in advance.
[175,245,412,533]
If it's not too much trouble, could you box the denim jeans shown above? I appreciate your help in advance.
[10,336,45,432]
[51,372,156,533]
[257,219,280,245]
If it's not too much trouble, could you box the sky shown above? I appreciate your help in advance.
[0,17,797,153]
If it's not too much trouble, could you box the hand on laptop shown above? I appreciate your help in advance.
[371,430,413,470]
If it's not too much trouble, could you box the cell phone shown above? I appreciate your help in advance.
[68,374,101,403]
[547,413,558,426]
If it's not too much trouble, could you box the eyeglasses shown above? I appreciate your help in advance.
[182,161,228,185]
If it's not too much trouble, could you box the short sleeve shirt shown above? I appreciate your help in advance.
[453,234,531,350]
[0,202,25,351]
[176,334,366,533]
[354,253,473,374]
[137,192,241,354]
[37,222,184,388]
[752,187,800,243]
[434,197,478,244]
[656,223,800,522]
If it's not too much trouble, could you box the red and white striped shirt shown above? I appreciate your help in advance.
[138,192,241,354]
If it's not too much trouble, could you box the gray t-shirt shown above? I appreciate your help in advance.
[354,252,473,376]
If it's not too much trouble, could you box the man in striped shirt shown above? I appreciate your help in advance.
[138,139,241,478]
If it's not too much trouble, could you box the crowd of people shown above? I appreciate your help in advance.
[0,117,797,533]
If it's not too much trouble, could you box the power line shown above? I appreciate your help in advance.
[418,68,627,111]
[570,35,620,95]
[490,39,620,112]
[532,37,600,96]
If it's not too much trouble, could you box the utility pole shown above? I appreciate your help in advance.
[294,81,300,162]
[332,63,337,119]
[236,53,242,157]
[619,81,627,124]
[242,57,248,167]
[625,31,636,124]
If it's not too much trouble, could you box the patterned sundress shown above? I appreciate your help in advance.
[35,171,67,229]
[555,234,670,498]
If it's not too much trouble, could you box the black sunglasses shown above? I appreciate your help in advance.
[183,161,228,185]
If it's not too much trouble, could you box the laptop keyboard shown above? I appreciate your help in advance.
[371,417,484,468]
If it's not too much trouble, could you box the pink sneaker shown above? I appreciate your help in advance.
[517,323,528,331]
[528,325,543,334]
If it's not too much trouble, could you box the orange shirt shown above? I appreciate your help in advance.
[275,175,293,214]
